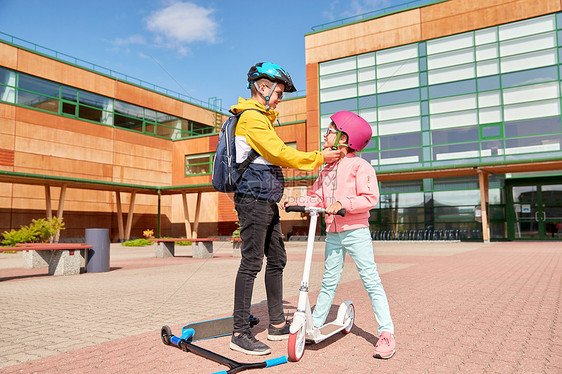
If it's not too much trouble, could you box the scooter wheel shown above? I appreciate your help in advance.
[342,303,355,334]
[288,324,306,362]
[161,325,173,345]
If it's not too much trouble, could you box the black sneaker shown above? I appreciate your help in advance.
[230,330,271,356]
[267,321,291,341]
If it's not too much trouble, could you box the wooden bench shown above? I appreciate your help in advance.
[0,243,92,276]
[148,238,220,259]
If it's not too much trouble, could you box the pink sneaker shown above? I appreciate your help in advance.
[373,331,395,359]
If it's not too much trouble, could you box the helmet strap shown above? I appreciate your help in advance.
[254,81,277,110]
[331,131,349,150]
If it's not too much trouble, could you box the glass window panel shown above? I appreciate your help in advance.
[475,27,497,45]
[481,125,501,138]
[428,64,475,85]
[376,44,418,64]
[358,81,376,96]
[433,190,480,206]
[428,79,476,99]
[361,136,378,150]
[499,32,556,57]
[479,107,503,124]
[377,73,419,93]
[503,82,558,105]
[377,87,419,106]
[358,107,377,123]
[78,104,103,122]
[504,134,562,155]
[478,75,501,91]
[319,70,357,89]
[378,102,420,121]
[17,91,58,113]
[430,110,478,130]
[358,67,376,82]
[481,139,504,156]
[430,94,476,114]
[377,60,418,78]
[0,67,16,103]
[61,102,76,116]
[380,132,421,149]
[144,109,157,122]
[476,44,499,61]
[320,114,332,128]
[114,113,143,131]
[18,74,59,97]
[503,99,559,121]
[61,86,77,101]
[114,100,144,119]
[380,147,421,165]
[504,116,561,137]
[432,126,479,144]
[358,94,376,109]
[476,61,500,77]
[500,49,556,73]
[434,142,480,160]
[498,14,555,40]
[185,154,211,175]
[502,66,557,88]
[320,97,357,112]
[381,180,423,193]
[434,176,479,190]
[320,84,357,102]
[427,32,473,55]
[319,56,356,75]
[378,118,420,135]
[478,91,501,107]
[428,48,473,70]
[79,91,109,109]
[380,192,424,208]
[357,52,375,68]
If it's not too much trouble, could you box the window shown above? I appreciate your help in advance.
[185,153,213,175]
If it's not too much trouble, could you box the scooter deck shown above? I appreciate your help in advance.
[182,316,233,341]
[306,322,346,343]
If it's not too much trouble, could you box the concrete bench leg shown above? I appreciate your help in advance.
[22,250,50,269]
[192,242,213,259]
[232,242,242,257]
[48,250,81,276]
[155,242,175,258]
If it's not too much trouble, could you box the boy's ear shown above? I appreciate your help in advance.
[340,133,348,143]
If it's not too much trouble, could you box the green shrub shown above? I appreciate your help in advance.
[1,217,65,246]
[121,238,152,247]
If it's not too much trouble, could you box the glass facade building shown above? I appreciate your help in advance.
[318,13,562,240]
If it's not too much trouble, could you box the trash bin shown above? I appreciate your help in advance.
[86,228,110,273]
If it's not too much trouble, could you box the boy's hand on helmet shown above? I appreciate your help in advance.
[322,149,341,164]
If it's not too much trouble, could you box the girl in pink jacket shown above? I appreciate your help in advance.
[288,111,396,359]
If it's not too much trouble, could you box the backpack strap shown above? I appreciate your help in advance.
[233,109,261,174]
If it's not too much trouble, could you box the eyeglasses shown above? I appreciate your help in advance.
[324,128,338,136]
[274,90,283,100]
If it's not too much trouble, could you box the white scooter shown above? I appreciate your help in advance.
[285,205,355,362]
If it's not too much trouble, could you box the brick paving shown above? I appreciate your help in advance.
[0,241,560,373]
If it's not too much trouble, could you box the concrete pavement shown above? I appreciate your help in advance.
[0,240,560,373]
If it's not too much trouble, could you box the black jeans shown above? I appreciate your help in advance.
[233,195,287,333]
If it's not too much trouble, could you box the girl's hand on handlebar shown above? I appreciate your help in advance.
[325,202,342,215]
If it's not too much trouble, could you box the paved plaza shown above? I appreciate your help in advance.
[0,240,560,373]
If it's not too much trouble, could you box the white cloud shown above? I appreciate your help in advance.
[113,34,147,46]
[145,1,218,54]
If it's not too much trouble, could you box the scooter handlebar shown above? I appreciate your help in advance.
[285,205,346,217]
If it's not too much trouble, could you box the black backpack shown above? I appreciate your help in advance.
[211,110,259,193]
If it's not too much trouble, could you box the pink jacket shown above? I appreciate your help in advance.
[299,153,379,233]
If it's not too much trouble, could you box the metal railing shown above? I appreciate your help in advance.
[310,0,450,32]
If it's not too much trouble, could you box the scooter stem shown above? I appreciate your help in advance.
[300,211,318,291]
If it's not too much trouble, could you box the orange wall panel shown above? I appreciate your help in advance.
[0,42,18,70]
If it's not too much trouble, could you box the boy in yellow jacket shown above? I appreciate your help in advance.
[230,62,340,355]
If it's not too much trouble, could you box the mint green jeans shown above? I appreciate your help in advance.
[312,227,394,335]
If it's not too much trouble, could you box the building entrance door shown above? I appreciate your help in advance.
[507,178,562,240]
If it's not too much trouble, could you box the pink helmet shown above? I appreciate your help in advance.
[330,111,372,151]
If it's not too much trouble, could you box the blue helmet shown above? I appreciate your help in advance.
[247,62,296,92]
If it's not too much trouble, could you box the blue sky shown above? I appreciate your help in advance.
[0,0,408,111]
